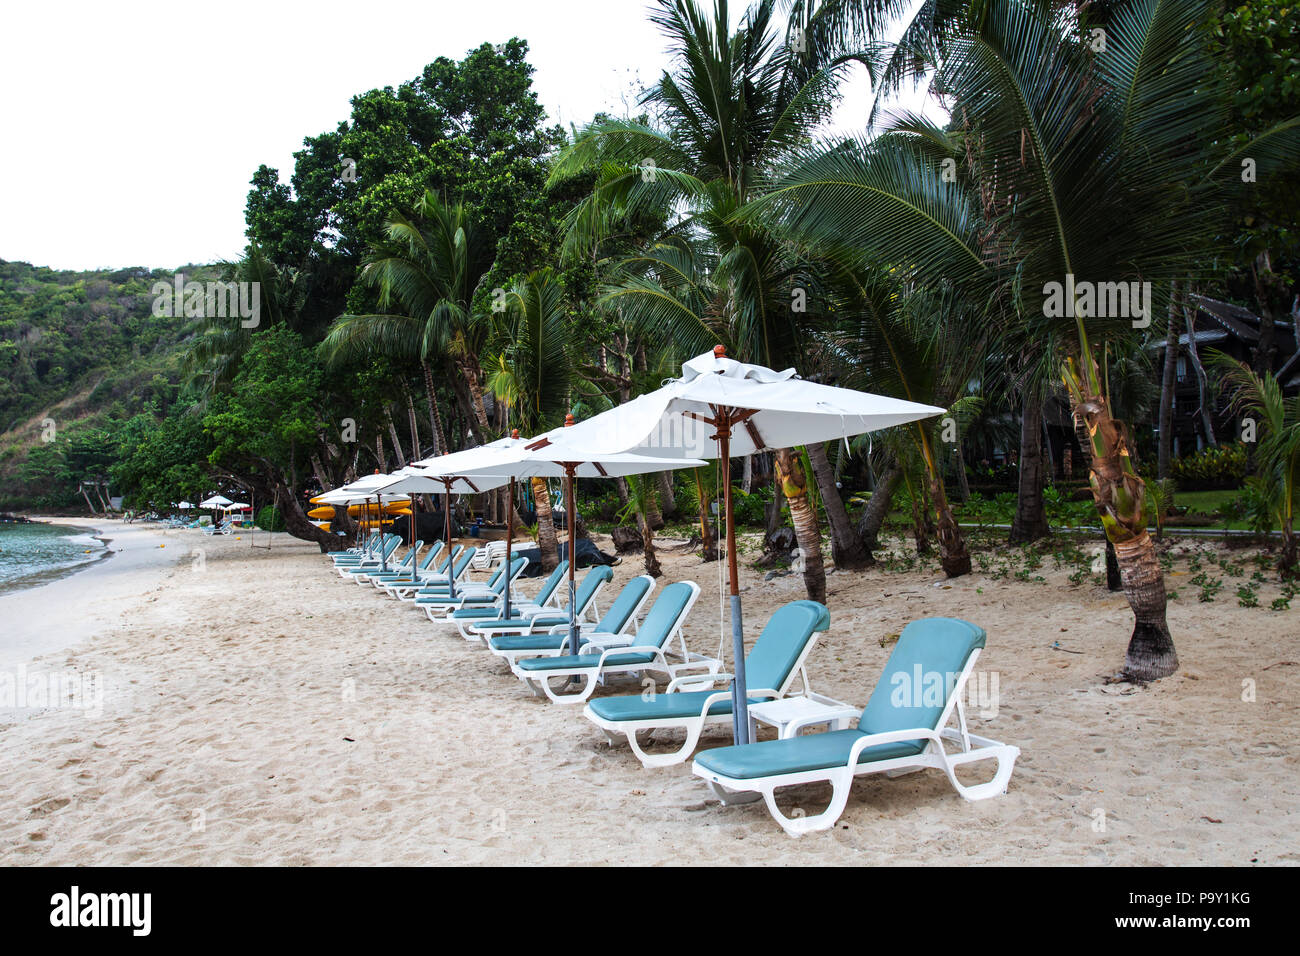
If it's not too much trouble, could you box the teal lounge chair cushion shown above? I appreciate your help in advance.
[479,614,570,631]
[588,690,769,722]
[593,575,652,634]
[744,600,830,690]
[488,633,571,652]
[694,729,924,779]
[516,649,657,672]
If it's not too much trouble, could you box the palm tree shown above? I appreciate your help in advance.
[742,0,1300,678]
[549,0,877,602]
[320,191,496,451]
[483,268,577,571]
[1210,356,1299,578]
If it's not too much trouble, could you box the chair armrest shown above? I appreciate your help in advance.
[545,619,593,635]
[666,671,733,693]
[582,634,635,649]
[846,727,943,766]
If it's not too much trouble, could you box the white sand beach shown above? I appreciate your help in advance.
[1,523,1297,865]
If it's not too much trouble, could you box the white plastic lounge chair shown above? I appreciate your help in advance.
[468,539,506,571]
[584,600,830,768]
[409,548,480,605]
[332,532,391,564]
[366,541,445,588]
[381,546,465,599]
[335,536,402,577]
[421,556,530,622]
[350,539,424,584]
[691,617,1020,837]
[512,580,710,705]
[465,565,613,643]
[485,574,655,663]
[447,560,572,639]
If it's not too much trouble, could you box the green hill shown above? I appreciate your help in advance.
[0,259,214,510]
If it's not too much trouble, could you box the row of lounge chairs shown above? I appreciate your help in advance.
[327,532,1020,836]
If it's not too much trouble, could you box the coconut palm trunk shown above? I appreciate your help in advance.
[421,361,446,455]
[775,447,826,603]
[530,477,560,571]
[1066,354,1178,681]
[692,468,718,561]
[1010,391,1050,544]
[807,441,871,569]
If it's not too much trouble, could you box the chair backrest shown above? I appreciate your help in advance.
[450,547,477,579]
[567,565,613,615]
[493,557,528,594]
[745,600,831,692]
[859,618,986,736]
[594,575,655,635]
[532,560,569,606]
[633,581,700,649]
[380,536,401,559]
[396,541,424,571]
[418,541,444,570]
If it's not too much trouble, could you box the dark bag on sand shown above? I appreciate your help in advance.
[390,512,461,542]
[513,539,618,577]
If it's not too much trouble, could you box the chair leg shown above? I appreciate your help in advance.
[940,745,1020,801]
[625,721,706,768]
[539,672,598,705]
[760,770,854,838]
[705,780,763,806]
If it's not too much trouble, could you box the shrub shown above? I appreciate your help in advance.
[255,505,285,532]
[1169,444,1249,491]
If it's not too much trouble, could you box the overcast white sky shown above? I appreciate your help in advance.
[0,0,939,272]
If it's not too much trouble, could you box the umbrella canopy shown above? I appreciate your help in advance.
[176,501,194,509]
[377,457,512,598]
[199,494,234,508]
[456,419,706,653]
[560,346,945,744]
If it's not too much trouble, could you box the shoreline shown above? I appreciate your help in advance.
[0,518,183,674]
[0,518,115,597]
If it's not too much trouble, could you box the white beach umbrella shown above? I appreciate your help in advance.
[560,346,946,743]
[199,494,234,508]
[376,448,515,600]
[456,418,706,652]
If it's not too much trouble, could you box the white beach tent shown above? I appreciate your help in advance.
[558,346,946,743]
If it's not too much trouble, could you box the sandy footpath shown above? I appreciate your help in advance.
[0,521,1297,865]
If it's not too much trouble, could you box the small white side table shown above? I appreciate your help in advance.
[747,694,860,740]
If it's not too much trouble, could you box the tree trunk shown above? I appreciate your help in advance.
[79,484,97,515]
[1115,535,1179,681]
[404,385,421,461]
[742,455,753,494]
[858,460,901,561]
[905,473,930,555]
[638,511,662,577]
[775,447,826,603]
[1105,540,1122,591]
[1158,280,1180,478]
[275,482,350,552]
[657,471,678,519]
[1181,291,1218,449]
[1066,354,1178,680]
[806,441,871,569]
[384,407,407,468]
[458,357,491,444]
[643,481,664,531]
[374,434,388,473]
[764,470,785,538]
[928,471,970,577]
[1253,251,1285,376]
[421,361,446,455]
[531,477,560,571]
[954,438,972,502]
[693,468,718,562]
[1009,391,1051,544]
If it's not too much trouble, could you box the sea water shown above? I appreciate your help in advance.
[0,522,107,594]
